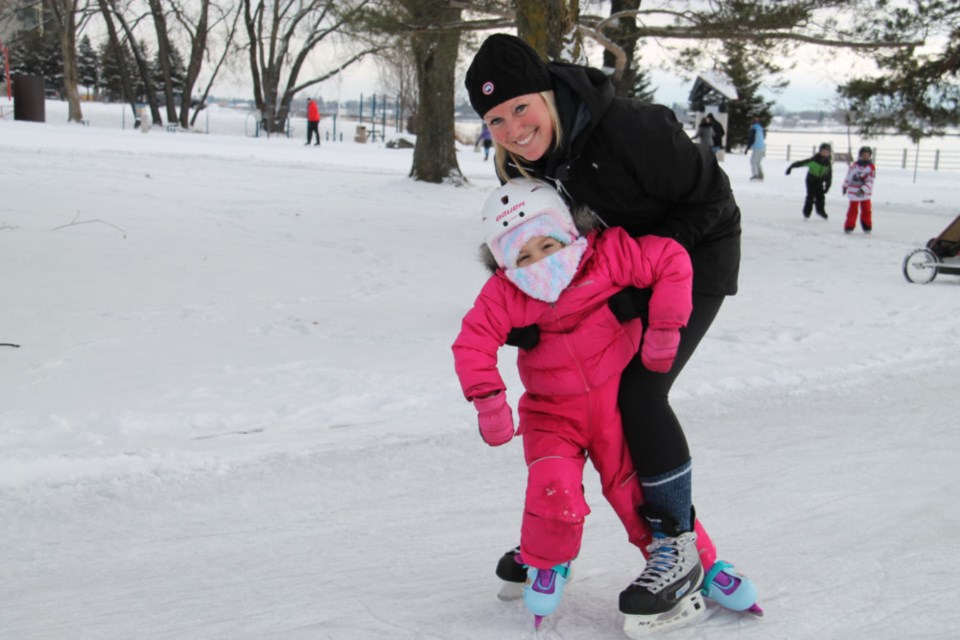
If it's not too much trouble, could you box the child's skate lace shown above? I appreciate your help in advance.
[629,536,690,592]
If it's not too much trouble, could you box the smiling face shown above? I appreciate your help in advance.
[514,235,564,268]
[483,93,554,162]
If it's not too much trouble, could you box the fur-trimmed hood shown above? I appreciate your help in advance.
[478,202,602,274]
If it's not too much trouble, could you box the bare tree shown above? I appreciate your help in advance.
[97,0,163,126]
[146,0,176,123]
[95,0,138,117]
[374,38,416,134]
[169,0,241,128]
[240,0,382,134]
[44,0,88,123]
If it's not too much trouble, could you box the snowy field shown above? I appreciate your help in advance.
[2,101,960,640]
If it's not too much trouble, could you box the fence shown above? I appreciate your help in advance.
[768,142,960,171]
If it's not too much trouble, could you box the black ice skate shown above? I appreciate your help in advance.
[619,508,705,637]
[495,546,527,601]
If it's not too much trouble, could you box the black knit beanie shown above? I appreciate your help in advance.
[465,34,553,118]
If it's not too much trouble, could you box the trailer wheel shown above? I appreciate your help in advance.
[903,248,939,284]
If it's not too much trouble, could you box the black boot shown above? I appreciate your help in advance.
[495,546,526,583]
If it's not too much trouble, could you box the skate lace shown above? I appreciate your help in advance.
[630,537,686,590]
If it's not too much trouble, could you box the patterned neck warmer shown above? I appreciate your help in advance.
[505,237,588,303]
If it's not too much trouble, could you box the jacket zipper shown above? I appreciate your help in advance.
[552,303,592,394]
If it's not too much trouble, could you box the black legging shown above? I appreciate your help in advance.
[618,292,725,478]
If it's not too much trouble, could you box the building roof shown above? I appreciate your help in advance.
[688,71,738,103]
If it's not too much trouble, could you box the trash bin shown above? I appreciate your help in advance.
[355,125,368,143]
[12,74,45,123]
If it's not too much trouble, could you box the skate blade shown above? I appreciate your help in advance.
[497,581,524,601]
[533,614,544,629]
[622,592,706,638]
[747,603,764,616]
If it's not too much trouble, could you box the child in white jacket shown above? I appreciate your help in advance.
[842,146,877,233]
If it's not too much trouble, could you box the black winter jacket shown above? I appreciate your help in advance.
[504,63,742,296]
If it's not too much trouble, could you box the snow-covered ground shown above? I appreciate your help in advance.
[2,102,959,640]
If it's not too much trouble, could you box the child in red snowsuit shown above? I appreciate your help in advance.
[452,179,759,630]
[842,146,876,233]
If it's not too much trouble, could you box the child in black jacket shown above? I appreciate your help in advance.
[786,143,833,219]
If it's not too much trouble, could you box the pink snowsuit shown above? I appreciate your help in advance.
[453,228,695,569]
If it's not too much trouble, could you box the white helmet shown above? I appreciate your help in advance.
[482,178,577,268]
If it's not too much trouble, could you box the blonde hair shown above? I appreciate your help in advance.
[492,91,563,182]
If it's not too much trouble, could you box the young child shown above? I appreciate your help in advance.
[786,143,833,219]
[842,146,877,233]
[452,179,759,634]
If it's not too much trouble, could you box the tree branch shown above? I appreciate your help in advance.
[53,212,127,238]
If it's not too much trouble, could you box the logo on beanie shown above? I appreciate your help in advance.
[482,81,495,96]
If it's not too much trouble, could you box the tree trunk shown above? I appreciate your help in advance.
[108,0,163,125]
[189,2,241,128]
[604,0,640,97]
[408,4,463,184]
[241,0,289,135]
[46,0,83,123]
[148,0,179,125]
[177,0,211,129]
[514,0,579,60]
[96,0,138,119]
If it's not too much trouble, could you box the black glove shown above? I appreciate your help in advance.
[842,186,847,195]
[505,324,540,350]
[608,287,652,323]
[823,182,830,194]
[785,167,792,175]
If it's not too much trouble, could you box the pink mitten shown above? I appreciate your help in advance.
[473,393,515,446]
[641,328,682,373]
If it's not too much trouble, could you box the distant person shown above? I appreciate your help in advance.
[842,146,876,234]
[692,116,714,154]
[708,114,725,153]
[306,98,321,146]
[745,118,765,181]
[475,122,493,161]
[785,143,833,220]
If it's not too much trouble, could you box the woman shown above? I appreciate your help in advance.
[693,115,714,154]
[464,34,752,631]
[707,113,725,152]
